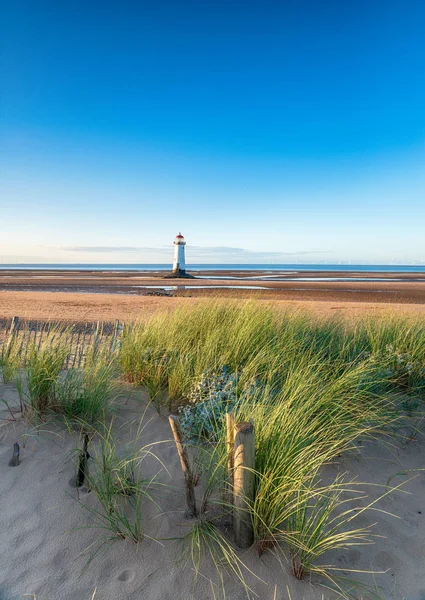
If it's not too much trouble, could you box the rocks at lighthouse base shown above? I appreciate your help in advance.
[165,268,195,279]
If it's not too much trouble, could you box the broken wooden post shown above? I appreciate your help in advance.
[226,411,235,509]
[9,442,20,467]
[76,434,90,488]
[168,415,197,517]
[233,421,255,548]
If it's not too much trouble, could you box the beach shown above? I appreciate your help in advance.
[2,385,425,600]
[3,291,425,325]
[1,268,425,323]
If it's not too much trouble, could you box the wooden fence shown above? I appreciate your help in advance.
[0,317,123,369]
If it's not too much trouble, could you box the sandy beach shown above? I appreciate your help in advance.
[2,291,425,324]
[2,382,425,600]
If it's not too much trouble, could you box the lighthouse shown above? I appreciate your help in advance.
[172,233,187,276]
[166,233,194,278]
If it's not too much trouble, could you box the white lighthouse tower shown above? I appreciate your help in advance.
[172,233,187,276]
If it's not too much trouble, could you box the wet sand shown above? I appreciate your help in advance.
[0,269,425,303]
[1,269,425,322]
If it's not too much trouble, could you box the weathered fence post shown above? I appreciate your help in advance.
[110,319,120,352]
[76,434,90,488]
[233,421,255,548]
[93,321,103,354]
[226,411,235,509]
[9,316,19,336]
[10,442,20,467]
[78,323,88,368]
[5,316,19,355]
[168,415,197,517]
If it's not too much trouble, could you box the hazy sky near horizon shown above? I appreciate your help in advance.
[1,0,425,264]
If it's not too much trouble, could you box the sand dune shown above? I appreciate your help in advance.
[2,384,425,599]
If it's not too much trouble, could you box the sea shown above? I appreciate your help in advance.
[0,264,424,273]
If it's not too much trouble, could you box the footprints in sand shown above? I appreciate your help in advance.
[372,550,400,570]
[117,569,135,582]
[337,547,361,566]
[336,547,406,584]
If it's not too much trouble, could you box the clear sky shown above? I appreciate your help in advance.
[1,0,424,264]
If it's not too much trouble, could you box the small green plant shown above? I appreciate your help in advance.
[120,336,171,412]
[379,344,425,394]
[75,419,167,564]
[55,348,118,425]
[18,339,68,416]
[139,349,170,413]
[179,519,255,599]
[0,334,21,383]
[284,478,375,581]
[178,367,241,443]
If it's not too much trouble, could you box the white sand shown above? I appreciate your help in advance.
[1,383,425,600]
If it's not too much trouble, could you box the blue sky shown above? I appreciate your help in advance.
[1,0,425,264]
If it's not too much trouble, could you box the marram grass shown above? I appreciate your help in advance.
[0,332,21,383]
[8,301,425,597]
[55,345,119,425]
[73,417,168,568]
[119,301,422,594]
[120,300,425,405]
[18,334,69,416]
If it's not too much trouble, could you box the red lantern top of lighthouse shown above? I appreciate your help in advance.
[174,232,186,245]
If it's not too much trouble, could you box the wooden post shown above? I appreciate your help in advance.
[24,322,32,364]
[17,324,26,358]
[5,316,19,355]
[9,316,19,336]
[226,412,235,509]
[76,434,90,488]
[110,319,120,352]
[37,321,47,350]
[77,323,88,368]
[233,421,255,548]
[72,326,82,368]
[93,321,103,355]
[168,415,197,517]
[67,327,77,369]
[32,321,39,345]
[9,442,20,467]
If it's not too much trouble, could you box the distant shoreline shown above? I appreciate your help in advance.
[0,263,425,273]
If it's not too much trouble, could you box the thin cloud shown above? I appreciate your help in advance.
[61,246,167,253]
[61,245,332,259]
[190,246,331,257]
